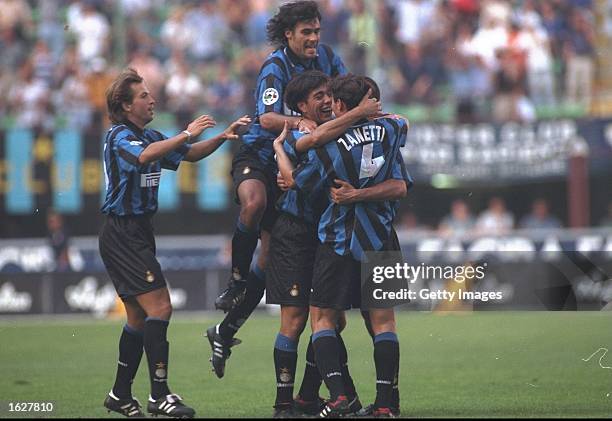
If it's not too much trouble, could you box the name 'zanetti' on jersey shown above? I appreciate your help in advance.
[337,124,386,151]
[140,172,161,188]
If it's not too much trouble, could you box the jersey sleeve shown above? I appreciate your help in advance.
[113,132,145,171]
[161,142,191,171]
[255,64,286,116]
[390,151,414,191]
[283,130,305,163]
[292,149,325,195]
[331,51,348,77]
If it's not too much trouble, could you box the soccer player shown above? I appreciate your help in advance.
[275,75,411,417]
[207,0,347,378]
[100,68,250,418]
[267,71,387,417]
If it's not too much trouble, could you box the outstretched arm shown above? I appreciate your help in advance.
[272,121,296,188]
[138,114,216,164]
[294,89,381,153]
[260,112,318,134]
[184,115,251,162]
[330,179,407,205]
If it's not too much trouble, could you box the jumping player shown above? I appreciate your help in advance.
[207,0,347,379]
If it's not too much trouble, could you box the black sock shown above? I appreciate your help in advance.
[297,335,322,401]
[392,352,400,410]
[112,324,144,399]
[336,332,358,401]
[144,318,171,400]
[273,334,298,407]
[231,220,259,281]
[373,332,399,409]
[218,266,266,340]
[312,330,345,401]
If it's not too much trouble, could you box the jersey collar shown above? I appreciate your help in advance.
[122,119,145,138]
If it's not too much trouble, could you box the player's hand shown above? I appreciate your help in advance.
[223,115,252,140]
[297,118,317,134]
[273,120,289,148]
[187,115,216,138]
[330,179,358,205]
[277,173,290,191]
[358,88,382,118]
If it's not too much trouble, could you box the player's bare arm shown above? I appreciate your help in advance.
[260,111,318,134]
[295,89,380,153]
[138,114,216,164]
[185,116,251,162]
[272,121,296,188]
[330,179,407,205]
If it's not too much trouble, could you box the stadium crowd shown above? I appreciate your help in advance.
[0,0,597,134]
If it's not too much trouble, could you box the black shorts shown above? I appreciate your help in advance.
[99,214,166,300]
[310,228,403,311]
[266,213,318,306]
[231,145,280,231]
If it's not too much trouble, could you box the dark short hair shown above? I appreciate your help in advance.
[284,70,330,114]
[105,68,143,124]
[362,76,381,101]
[266,1,322,47]
[329,74,379,110]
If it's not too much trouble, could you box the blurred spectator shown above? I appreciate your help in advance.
[30,40,56,87]
[37,2,65,62]
[184,1,229,64]
[394,42,441,105]
[221,0,252,46]
[160,5,192,55]
[165,56,204,129]
[319,0,349,49]
[206,61,245,121]
[515,14,556,107]
[519,199,562,229]
[0,0,33,35]
[128,47,165,102]
[246,0,272,46]
[346,0,377,75]
[438,199,476,237]
[55,64,92,131]
[8,62,53,132]
[394,0,436,46]
[69,0,110,66]
[563,7,595,106]
[47,209,70,272]
[476,197,514,235]
[398,210,430,234]
[447,22,491,100]
[600,202,612,228]
[0,26,27,73]
[492,48,534,123]
[84,57,116,127]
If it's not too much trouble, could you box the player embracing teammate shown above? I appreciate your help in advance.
[275,74,411,417]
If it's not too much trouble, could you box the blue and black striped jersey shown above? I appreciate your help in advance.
[242,44,347,175]
[101,121,190,216]
[292,116,413,261]
[276,130,327,225]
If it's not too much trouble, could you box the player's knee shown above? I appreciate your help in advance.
[369,310,395,335]
[282,315,307,339]
[149,301,173,320]
[241,196,266,222]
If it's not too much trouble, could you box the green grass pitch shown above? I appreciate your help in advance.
[1,311,611,418]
